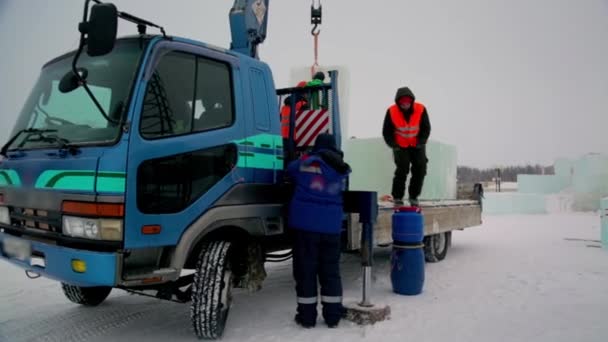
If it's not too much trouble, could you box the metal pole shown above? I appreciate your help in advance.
[359,221,373,307]
[288,94,297,162]
[360,266,372,307]
[329,70,341,149]
[343,191,378,309]
[498,169,502,192]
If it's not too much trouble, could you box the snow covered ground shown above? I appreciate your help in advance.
[1,213,607,342]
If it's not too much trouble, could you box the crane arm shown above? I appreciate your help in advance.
[229,0,269,58]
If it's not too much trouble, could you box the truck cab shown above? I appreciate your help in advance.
[1,33,278,280]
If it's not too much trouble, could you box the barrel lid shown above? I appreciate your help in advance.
[395,206,422,213]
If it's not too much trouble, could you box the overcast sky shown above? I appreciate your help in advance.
[1,0,607,168]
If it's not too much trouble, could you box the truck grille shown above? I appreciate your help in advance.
[9,207,62,233]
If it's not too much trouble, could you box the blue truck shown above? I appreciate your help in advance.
[0,0,482,339]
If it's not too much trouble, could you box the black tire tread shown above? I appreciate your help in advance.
[424,232,451,263]
[190,240,233,340]
[61,283,112,306]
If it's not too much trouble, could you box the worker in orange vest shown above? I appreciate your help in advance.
[382,87,431,206]
[280,81,309,139]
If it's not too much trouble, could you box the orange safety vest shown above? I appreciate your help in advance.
[389,102,425,148]
[281,100,306,138]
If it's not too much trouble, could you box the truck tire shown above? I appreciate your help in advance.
[424,232,451,263]
[191,240,234,340]
[61,283,112,306]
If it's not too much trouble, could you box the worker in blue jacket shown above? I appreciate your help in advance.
[286,133,351,328]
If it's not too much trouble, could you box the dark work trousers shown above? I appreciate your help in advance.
[292,229,343,326]
[283,138,292,163]
[391,146,428,201]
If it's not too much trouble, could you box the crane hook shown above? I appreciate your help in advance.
[311,24,320,36]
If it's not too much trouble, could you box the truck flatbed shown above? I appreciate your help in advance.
[346,198,482,261]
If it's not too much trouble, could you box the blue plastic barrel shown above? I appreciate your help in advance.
[391,244,425,295]
[391,207,425,295]
[392,208,424,244]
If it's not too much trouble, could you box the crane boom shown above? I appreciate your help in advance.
[229,0,269,58]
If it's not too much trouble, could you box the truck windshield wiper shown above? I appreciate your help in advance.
[0,128,58,157]
[36,134,74,151]
[16,132,79,156]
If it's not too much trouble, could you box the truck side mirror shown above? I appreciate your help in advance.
[81,3,118,57]
[59,68,88,94]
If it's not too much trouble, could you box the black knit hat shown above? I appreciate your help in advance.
[313,133,339,154]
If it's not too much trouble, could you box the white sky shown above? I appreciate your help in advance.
[1,0,607,168]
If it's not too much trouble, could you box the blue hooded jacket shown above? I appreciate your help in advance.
[286,134,351,234]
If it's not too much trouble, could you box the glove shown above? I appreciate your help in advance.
[416,143,426,149]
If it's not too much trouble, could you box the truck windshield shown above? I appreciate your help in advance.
[7,39,147,151]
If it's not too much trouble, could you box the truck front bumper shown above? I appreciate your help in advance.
[0,232,118,287]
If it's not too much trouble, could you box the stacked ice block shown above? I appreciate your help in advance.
[343,138,457,200]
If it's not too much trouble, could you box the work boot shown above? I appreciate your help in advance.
[326,321,339,328]
[393,198,404,206]
[294,314,315,328]
[409,198,420,207]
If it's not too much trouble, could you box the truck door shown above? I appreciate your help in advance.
[124,41,245,249]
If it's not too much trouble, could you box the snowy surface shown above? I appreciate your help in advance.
[1,213,607,342]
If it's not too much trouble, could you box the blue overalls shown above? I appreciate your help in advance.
[286,153,350,327]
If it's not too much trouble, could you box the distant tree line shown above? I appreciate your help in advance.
[457,164,555,183]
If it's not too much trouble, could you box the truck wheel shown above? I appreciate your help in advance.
[61,283,112,306]
[191,240,234,340]
[424,232,451,263]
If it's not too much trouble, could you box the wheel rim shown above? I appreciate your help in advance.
[219,269,233,325]
[434,233,446,254]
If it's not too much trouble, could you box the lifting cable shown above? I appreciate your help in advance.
[310,0,322,77]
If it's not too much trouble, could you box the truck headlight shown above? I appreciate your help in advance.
[0,206,9,225]
[63,216,123,241]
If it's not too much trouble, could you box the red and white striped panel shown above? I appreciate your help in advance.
[294,108,332,147]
